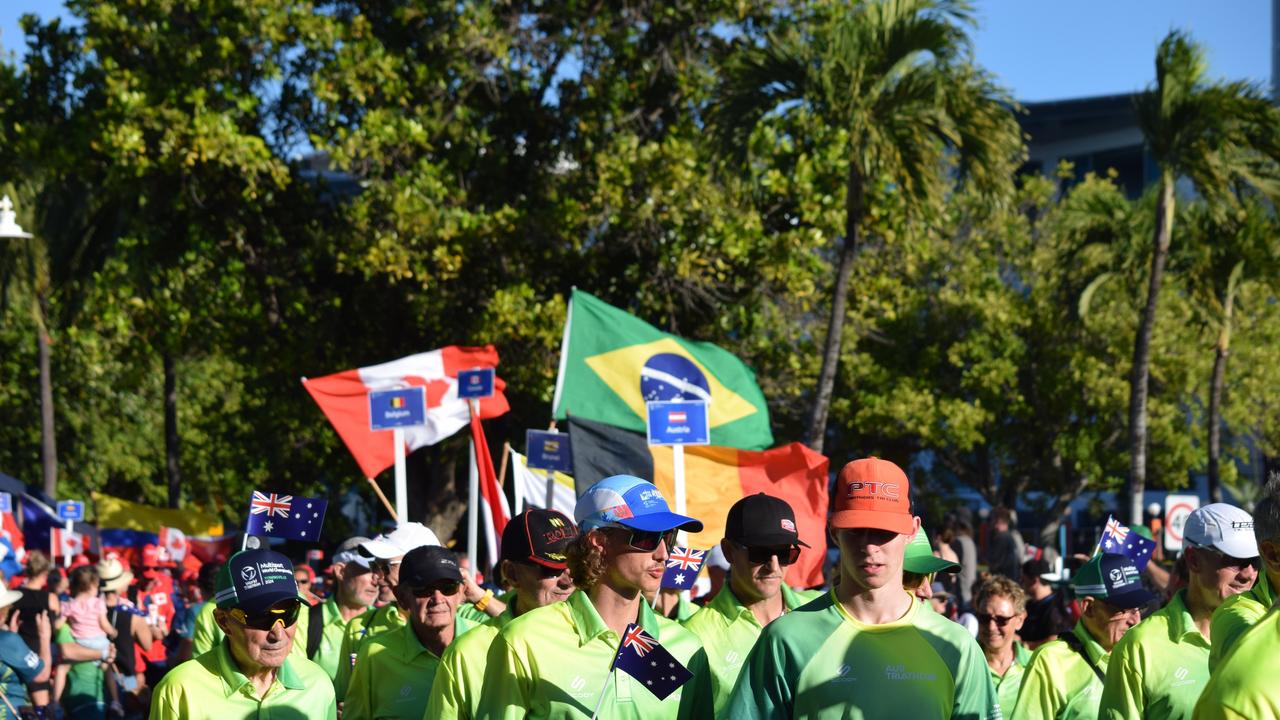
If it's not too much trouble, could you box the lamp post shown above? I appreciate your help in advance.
[1,195,58,497]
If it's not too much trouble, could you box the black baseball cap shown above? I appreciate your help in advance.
[213,550,302,614]
[725,493,809,548]
[398,545,463,589]
[501,509,579,570]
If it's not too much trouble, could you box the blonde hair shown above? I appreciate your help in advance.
[974,574,1027,613]
[25,550,53,578]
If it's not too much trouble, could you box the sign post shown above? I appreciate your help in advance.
[57,500,84,567]
[369,387,428,522]
[1163,494,1200,552]
[645,401,710,546]
[526,429,573,512]
[458,368,495,572]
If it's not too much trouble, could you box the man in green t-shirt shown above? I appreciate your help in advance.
[307,536,378,680]
[426,508,579,719]
[343,545,477,720]
[1012,552,1152,720]
[477,475,713,719]
[1208,477,1278,669]
[726,458,999,720]
[1100,503,1259,720]
[1194,601,1280,720]
[972,575,1031,714]
[682,492,819,716]
[149,549,336,720]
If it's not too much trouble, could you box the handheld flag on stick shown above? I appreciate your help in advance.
[245,492,328,541]
[1097,515,1156,572]
[51,527,84,558]
[661,547,706,591]
[158,527,188,562]
[612,623,693,700]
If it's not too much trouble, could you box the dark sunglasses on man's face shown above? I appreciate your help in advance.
[411,581,462,598]
[229,599,302,632]
[609,528,677,553]
[733,541,801,566]
[976,613,1017,628]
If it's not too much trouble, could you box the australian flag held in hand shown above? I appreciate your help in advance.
[245,491,328,542]
[660,546,706,591]
[612,623,692,700]
[1099,515,1156,572]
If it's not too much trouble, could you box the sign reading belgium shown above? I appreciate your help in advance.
[552,289,773,450]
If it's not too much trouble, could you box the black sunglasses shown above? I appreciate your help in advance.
[976,613,1017,628]
[411,581,462,598]
[606,527,677,553]
[731,541,801,566]
[229,599,302,632]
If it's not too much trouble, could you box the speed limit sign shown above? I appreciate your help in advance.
[1163,494,1200,551]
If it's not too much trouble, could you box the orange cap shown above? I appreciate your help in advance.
[830,458,914,534]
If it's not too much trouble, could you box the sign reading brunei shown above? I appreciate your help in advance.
[552,289,773,450]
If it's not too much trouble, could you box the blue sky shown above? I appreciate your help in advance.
[1,1,1270,102]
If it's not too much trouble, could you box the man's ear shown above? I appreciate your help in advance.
[584,528,609,553]
[213,608,232,634]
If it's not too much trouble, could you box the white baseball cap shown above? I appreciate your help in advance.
[1184,503,1259,559]
[359,522,440,560]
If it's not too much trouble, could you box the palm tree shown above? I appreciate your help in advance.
[1125,31,1280,523]
[710,0,1022,452]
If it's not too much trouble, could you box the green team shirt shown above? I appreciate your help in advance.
[1098,590,1210,720]
[425,603,518,720]
[724,591,1000,720]
[149,638,337,720]
[477,589,713,719]
[1193,603,1280,720]
[312,598,361,681]
[343,613,478,720]
[335,603,405,701]
[1011,621,1110,720]
[681,583,817,717]
[1208,573,1275,670]
[990,643,1033,716]
[191,595,310,663]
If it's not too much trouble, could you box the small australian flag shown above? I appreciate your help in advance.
[1099,514,1156,572]
[245,491,328,542]
[661,546,706,591]
[612,623,693,700]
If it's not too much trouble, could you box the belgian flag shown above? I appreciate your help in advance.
[567,417,829,589]
[552,290,773,450]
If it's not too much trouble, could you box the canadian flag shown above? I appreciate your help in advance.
[159,527,188,562]
[302,346,510,478]
[51,527,84,558]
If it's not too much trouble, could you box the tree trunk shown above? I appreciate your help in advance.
[1038,471,1089,548]
[36,293,57,499]
[164,352,181,508]
[804,168,863,453]
[1126,174,1175,524]
[1206,286,1235,504]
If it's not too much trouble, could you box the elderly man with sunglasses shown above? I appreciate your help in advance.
[1013,552,1152,720]
[343,544,479,720]
[478,475,712,719]
[1099,503,1259,720]
[682,492,820,716]
[726,458,998,720]
[972,575,1031,714]
[149,549,336,719]
[426,508,579,720]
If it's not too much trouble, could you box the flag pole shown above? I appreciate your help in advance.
[498,442,511,489]
[393,427,408,522]
[467,400,480,574]
[366,477,399,522]
[64,519,73,568]
[544,470,555,511]
[673,444,686,547]
[509,445,524,515]
[589,669,616,720]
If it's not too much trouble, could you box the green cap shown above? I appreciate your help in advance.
[903,526,959,574]
[1127,524,1154,542]
[1070,552,1155,609]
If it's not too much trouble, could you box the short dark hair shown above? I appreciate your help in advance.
[69,565,99,596]
[1254,472,1280,546]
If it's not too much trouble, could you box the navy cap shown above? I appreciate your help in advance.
[213,550,302,614]
[1071,553,1155,609]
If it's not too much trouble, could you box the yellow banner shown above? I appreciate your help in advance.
[92,492,224,537]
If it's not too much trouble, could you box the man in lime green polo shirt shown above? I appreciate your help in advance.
[682,492,820,716]
[1012,552,1151,720]
[973,575,1031,713]
[1209,478,1277,669]
[1194,601,1280,720]
[306,537,378,681]
[478,475,712,719]
[726,458,999,720]
[192,560,313,663]
[1099,503,1260,720]
[150,549,336,719]
[902,523,960,601]
[426,508,579,720]
[343,545,478,720]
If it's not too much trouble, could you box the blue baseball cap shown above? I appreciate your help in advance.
[574,475,704,534]
[1071,552,1155,609]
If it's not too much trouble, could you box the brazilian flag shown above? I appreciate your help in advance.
[552,289,773,450]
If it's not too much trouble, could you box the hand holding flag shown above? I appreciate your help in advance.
[660,546,706,591]
[245,491,328,541]
[612,623,692,701]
